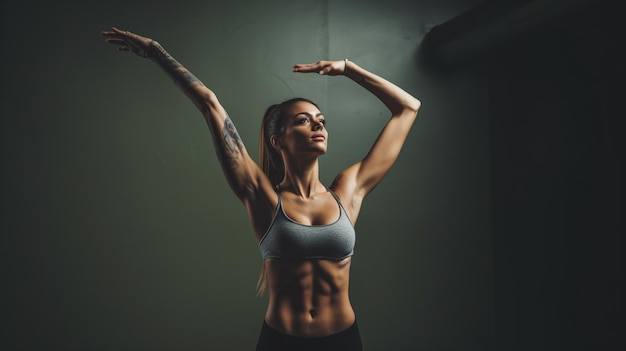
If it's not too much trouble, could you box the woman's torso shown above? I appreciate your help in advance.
[253,186,357,337]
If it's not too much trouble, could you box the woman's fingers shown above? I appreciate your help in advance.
[293,61,329,74]
[294,61,343,75]
[101,27,125,37]
[102,28,152,58]
[104,38,126,45]
[293,63,319,72]
[101,28,138,43]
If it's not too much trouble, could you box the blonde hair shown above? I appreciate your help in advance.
[256,265,268,297]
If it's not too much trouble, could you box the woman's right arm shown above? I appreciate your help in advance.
[101,28,268,202]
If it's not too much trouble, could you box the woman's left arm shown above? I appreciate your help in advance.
[294,60,420,205]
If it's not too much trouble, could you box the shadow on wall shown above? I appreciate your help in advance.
[422,0,625,350]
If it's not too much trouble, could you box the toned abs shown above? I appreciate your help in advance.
[264,257,355,337]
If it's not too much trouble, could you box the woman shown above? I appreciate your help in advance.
[102,27,420,351]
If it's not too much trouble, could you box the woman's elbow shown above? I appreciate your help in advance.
[408,97,421,114]
[196,87,221,114]
[397,97,420,119]
[199,86,218,105]
[396,96,421,116]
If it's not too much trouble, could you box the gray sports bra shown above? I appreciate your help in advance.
[258,188,356,260]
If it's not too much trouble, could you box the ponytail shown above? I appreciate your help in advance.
[259,104,285,185]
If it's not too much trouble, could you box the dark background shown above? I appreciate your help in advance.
[486,1,625,349]
[1,0,622,350]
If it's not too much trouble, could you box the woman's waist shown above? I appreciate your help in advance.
[264,297,355,337]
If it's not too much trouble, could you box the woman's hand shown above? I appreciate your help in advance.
[293,60,348,76]
[101,27,155,58]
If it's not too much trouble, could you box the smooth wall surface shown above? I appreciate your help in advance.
[2,1,492,350]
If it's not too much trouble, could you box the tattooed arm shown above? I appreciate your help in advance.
[101,27,268,201]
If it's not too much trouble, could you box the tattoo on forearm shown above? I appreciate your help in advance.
[148,43,243,170]
[150,42,205,89]
[216,115,244,168]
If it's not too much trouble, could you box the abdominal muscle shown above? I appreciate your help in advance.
[263,256,355,337]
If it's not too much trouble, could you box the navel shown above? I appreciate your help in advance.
[309,309,318,319]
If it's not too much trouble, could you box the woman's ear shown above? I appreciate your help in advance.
[270,135,281,150]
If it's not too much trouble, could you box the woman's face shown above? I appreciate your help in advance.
[276,101,328,156]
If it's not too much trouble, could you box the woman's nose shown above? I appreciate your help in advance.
[312,120,324,130]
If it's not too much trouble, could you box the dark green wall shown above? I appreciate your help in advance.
[2,1,493,350]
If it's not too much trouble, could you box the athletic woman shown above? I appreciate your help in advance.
[102,27,420,350]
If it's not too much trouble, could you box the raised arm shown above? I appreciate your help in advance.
[293,60,420,219]
[101,28,267,201]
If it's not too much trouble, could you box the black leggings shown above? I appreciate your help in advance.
[256,320,363,351]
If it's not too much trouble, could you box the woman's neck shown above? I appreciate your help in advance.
[280,156,324,198]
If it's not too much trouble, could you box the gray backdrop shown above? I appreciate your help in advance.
[2,0,493,350]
